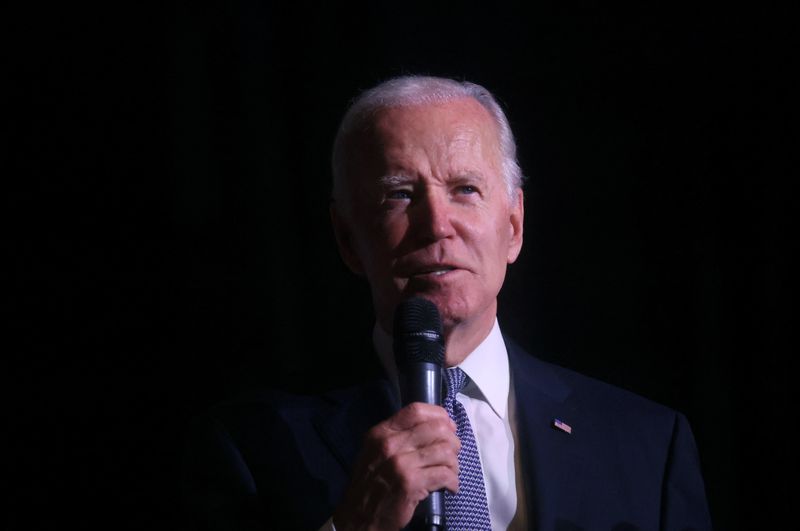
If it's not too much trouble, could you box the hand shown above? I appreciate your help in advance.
[332,402,460,531]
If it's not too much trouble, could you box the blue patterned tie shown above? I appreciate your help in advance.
[443,367,492,530]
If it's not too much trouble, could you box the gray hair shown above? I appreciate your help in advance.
[331,76,524,213]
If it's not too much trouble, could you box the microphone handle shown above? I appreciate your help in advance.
[399,361,443,406]
[399,361,445,530]
[418,491,444,529]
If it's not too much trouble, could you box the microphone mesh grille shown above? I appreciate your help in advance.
[393,297,445,366]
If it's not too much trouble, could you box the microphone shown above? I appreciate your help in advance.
[393,297,445,531]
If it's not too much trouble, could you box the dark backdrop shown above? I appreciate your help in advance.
[10,2,794,529]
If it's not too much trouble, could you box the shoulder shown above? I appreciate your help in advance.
[502,340,711,527]
[183,389,337,478]
[181,381,397,529]
[197,380,386,440]
[205,388,337,432]
[505,335,683,437]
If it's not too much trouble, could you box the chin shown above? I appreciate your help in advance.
[426,296,471,329]
[380,281,492,331]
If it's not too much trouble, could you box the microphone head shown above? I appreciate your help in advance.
[393,297,445,367]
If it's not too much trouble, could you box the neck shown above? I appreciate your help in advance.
[442,305,497,367]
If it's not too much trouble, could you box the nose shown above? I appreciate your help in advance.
[411,188,456,243]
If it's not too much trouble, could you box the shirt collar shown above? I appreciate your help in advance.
[457,319,509,420]
[373,318,510,420]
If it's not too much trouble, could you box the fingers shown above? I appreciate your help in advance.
[387,402,455,431]
[333,403,461,529]
[384,440,460,493]
[366,403,459,459]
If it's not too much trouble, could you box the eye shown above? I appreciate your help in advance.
[456,185,479,195]
[386,189,412,200]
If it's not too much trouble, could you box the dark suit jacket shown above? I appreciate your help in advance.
[182,337,712,530]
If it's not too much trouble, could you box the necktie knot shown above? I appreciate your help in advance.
[445,367,468,405]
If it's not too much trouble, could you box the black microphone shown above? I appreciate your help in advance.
[393,297,446,531]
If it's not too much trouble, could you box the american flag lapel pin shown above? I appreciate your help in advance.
[553,418,572,434]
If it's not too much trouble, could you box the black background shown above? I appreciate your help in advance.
[10,2,794,529]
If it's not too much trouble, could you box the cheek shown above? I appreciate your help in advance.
[357,224,403,275]
[373,215,410,254]
[480,218,513,276]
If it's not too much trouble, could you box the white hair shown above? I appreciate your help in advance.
[331,76,524,213]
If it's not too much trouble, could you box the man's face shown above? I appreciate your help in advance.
[334,97,524,337]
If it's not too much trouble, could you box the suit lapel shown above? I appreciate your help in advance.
[506,338,588,529]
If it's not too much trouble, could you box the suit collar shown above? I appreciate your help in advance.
[505,336,572,403]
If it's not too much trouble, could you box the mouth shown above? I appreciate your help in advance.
[409,265,458,278]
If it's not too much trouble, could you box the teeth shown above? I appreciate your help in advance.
[412,267,454,277]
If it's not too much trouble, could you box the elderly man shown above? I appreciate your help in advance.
[183,76,712,531]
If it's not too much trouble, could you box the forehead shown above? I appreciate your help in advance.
[343,97,503,183]
[370,97,500,154]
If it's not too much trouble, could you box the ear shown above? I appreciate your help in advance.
[506,188,524,264]
[330,203,365,275]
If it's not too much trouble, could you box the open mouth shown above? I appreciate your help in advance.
[411,266,456,277]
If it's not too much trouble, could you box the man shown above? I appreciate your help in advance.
[182,76,712,530]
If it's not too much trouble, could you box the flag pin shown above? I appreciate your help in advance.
[553,418,572,434]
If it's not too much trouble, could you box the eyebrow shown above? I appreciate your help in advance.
[379,172,487,188]
[451,172,487,185]
[379,174,415,187]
